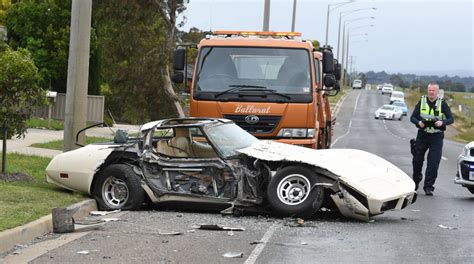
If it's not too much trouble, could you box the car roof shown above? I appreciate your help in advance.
[391,91,404,95]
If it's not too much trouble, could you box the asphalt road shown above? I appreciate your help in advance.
[28,89,474,263]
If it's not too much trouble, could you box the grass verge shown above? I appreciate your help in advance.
[26,118,64,130]
[31,136,112,151]
[0,153,85,232]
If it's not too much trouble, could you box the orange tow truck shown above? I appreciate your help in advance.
[172,30,340,149]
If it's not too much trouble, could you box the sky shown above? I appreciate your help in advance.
[180,0,473,77]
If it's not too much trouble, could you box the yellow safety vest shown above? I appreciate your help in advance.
[419,95,445,133]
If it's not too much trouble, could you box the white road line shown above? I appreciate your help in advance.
[244,223,279,264]
[331,120,352,147]
[442,156,448,161]
[353,90,362,114]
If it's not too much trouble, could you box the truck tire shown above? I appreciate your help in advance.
[267,166,324,218]
[92,164,144,210]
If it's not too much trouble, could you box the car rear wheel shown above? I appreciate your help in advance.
[267,166,324,218]
[92,164,144,210]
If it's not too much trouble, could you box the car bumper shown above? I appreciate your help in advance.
[454,176,474,186]
[331,185,417,222]
[274,138,317,148]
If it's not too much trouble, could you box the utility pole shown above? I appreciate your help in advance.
[349,56,355,84]
[63,0,92,151]
[291,0,297,32]
[263,0,270,31]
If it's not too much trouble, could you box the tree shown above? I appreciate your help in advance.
[0,48,46,138]
[5,0,100,95]
[155,0,189,118]
[93,1,175,123]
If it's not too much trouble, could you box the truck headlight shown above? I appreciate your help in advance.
[277,128,314,138]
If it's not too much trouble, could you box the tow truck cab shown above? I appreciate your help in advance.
[172,31,339,149]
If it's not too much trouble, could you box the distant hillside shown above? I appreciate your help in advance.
[364,71,473,92]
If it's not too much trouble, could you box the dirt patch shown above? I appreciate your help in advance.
[0,172,35,182]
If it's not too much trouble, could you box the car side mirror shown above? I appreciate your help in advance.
[172,72,184,84]
[323,74,335,88]
[173,49,186,71]
[322,50,334,74]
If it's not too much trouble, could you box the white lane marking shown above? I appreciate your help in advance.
[381,119,407,140]
[353,90,362,114]
[244,223,279,264]
[442,156,447,161]
[331,120,352,147]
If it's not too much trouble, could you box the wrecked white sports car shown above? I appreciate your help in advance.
[46,118,417,221]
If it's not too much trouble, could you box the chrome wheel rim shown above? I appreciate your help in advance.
[277,174,311,205]
[102,176,129,208]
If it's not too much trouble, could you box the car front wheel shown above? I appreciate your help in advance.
[92,164,144,210]
[267,166,324,218]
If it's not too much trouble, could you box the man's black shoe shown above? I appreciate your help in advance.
[425,190,433,196]
[415,183,419,191]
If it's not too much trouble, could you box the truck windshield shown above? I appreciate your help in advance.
[195,47,312,103]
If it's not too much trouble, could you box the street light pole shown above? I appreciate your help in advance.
[291,0,297,32]
[325,0,354,46]
[345,33,369,85]
[263,0,270,31]
[340,17,374,83]
[337,7,376,61]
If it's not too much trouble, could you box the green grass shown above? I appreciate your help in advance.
[26,118,64,130]
[0,153,85,232]
[329,85,348,105]
[30,136,113,151]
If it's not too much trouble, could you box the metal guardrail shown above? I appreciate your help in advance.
[32,93,104,123]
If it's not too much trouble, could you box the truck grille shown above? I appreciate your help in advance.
[223,114,281,134]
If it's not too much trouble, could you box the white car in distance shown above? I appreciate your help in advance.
[390,91,405,104]
[375,105,403,120]
[381,84,394,95]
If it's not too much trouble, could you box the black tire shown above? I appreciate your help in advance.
[267,166,324,218]
[92,164,144,210]
[467,186,474,194]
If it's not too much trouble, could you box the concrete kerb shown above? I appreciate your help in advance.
[0,199,97,254]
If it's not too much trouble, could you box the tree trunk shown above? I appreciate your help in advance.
[163,65,185,117]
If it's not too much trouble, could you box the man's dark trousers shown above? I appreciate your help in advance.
[412,130,444,192]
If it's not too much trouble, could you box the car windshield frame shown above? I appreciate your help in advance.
[193,46,313,103]
[202,122,259,159]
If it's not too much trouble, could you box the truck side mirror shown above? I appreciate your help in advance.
[323,74,335,88]
[334,63,341,80]
[173,49,186,71]
[172,72,184,84]
[322,50,334,74]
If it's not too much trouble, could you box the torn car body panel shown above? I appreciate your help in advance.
[238,140,417,220]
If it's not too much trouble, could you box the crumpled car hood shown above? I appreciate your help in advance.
[238,140,415,199]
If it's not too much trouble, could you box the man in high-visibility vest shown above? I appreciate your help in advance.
[410,83,454,195]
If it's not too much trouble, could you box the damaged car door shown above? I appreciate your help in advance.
[139,126,240,204]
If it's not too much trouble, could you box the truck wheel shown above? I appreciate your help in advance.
[267,166,324,217]
[92,164,144,210]
[467,186,474,194]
